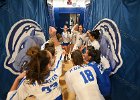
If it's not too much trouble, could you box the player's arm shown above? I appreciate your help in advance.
[10,71,26,91]
[71,24,78,33]
[53,45,65,76]
[49,26,60,47]
[72,35,82,51]
[53,54,63,76]
[68,31,72,42]
[7,72,26,100]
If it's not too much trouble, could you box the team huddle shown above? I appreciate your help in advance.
[7,24,112,100]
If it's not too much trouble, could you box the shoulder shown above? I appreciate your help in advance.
[68,64,92,72]
[65,65,81,80]
[66,65,78,73]
[65,65,80,75]
[93,40,99,44]
[91,40,100,48]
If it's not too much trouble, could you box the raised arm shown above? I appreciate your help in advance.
[10,71,26,91]
[71,24,78,32]
[49,26,60,47]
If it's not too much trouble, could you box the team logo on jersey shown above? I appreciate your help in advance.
[94,18,123,74]
[4,19,46,74]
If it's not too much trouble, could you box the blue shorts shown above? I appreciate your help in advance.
[62,42,70,46]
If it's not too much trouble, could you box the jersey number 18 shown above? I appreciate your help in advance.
[80,70,94,84]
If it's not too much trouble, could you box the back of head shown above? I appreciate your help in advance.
[26,46,51,84]
[87,46,101,64]
[44,41,55,56]
[90,30,100,40]
[71,50,84,66]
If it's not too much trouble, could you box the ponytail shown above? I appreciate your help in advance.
[26,46,50,85]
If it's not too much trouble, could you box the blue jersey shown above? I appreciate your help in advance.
[88,62,111,96]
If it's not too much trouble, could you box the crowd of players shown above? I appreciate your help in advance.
[6,24,112,100]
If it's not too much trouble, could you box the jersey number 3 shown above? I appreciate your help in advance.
[80,70,94,84]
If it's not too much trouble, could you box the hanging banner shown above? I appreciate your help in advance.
[94,18,123,74]
[4,19,46,74]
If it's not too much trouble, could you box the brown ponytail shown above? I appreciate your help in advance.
[26,46,51,85]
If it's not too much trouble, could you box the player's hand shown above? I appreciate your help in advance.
[16,71,26,81]
[49,26,57,37]
[101,56,110,69]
